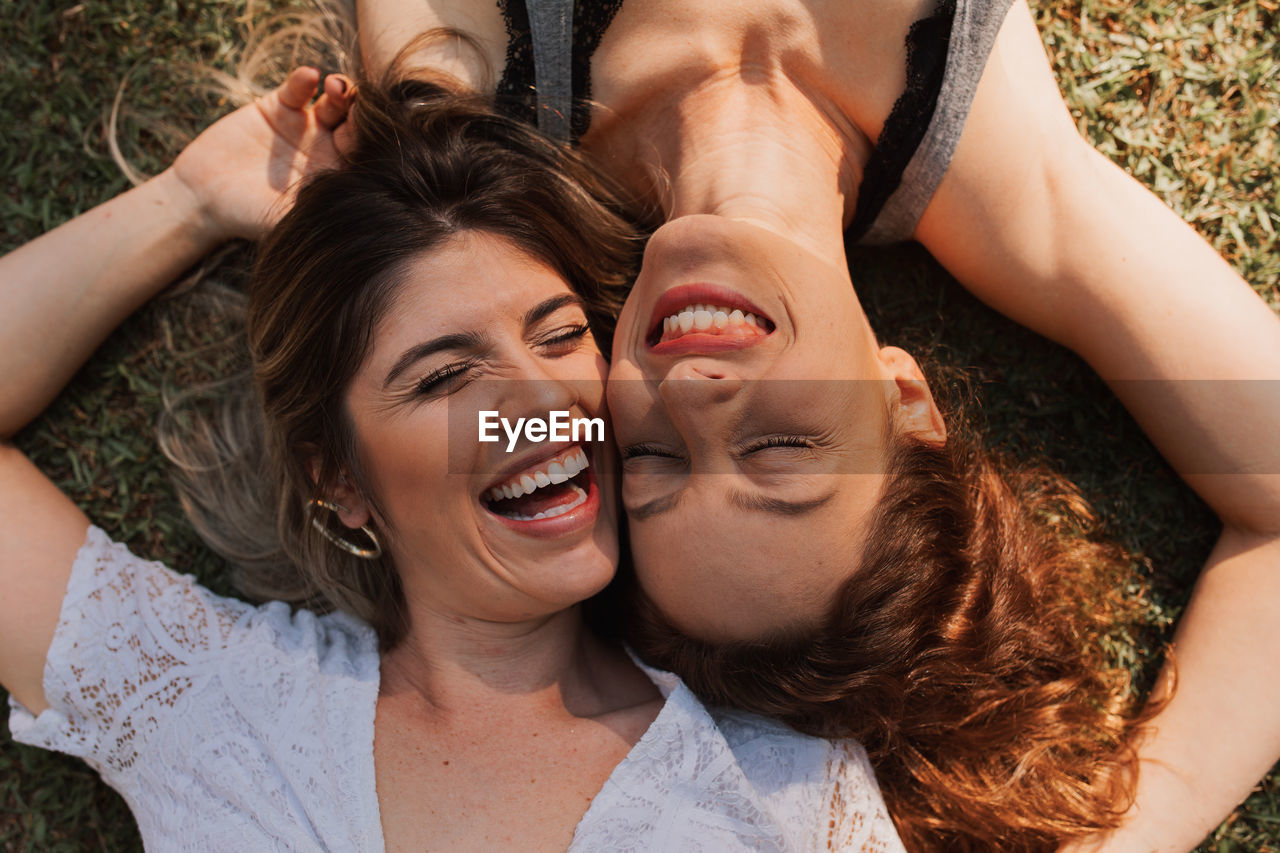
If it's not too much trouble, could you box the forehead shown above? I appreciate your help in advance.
[631,469,884,545]
[380,232,570,332]
[629,473,887,639]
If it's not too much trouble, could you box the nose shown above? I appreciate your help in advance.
[467,356,595,464]
[657,359,744,409]
[652,361,744,474]
[506,351,589,421]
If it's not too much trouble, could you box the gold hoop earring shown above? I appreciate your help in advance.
[308,499,382,560]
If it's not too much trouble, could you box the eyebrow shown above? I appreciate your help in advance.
[381,294,584,388]
[628,486,836,521]
[524,293,582,328]
[384,331,484,387]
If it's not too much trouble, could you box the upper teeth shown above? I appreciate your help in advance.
[662,304,764,336]
[487,448,590,502]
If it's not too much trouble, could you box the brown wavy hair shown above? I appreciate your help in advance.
[625,410,1155,851]
[165,79,650,648]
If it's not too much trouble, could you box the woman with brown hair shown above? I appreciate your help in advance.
[356,0,1280,849]
[0,72,904,849]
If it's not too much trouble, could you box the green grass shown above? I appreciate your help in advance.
[1,0,1277,849]
[1,3,263,847]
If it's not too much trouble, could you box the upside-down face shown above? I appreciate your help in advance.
[608,215,944,641]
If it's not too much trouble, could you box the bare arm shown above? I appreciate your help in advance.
[0,171,218,437]
[0,69,348,715]
[913,2,1280,848]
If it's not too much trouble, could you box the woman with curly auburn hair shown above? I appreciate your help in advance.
[621,412,1151,852]
[357,0,1280,849]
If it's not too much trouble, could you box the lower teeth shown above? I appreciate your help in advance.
[501,484,588,522]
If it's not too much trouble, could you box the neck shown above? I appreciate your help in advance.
[381,601,636,722]
[606,70,863,269]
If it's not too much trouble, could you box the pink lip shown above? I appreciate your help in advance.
[645,283,774,346]
[484,460,602,539]
[650,333,768,356]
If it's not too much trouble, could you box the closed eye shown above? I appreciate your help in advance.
[621,443,683,460]
[414,359,480,397]
[536,322,593,354]
[742,435,814,453]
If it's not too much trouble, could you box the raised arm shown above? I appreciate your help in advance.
[913,2,1280,849]
[0,68,349,715]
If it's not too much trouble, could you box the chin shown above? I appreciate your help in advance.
[563,549,621,602]
[504,539,620,615]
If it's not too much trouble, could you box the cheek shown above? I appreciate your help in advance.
[358,416,465,531]
[581,351,610,411]
[611,301,644,362]
[605,359,648,425]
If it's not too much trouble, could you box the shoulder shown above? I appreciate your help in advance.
[9,526,383,848]
[601,657,905,851]
[69,525,378,671]
[711,705,833,771]
[711,708,905,852]
[10,526,379,773]
[711,705,877,796]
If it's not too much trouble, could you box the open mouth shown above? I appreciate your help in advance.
[482,446,594,522]
[644,284,776,351]
[653,302,772,344]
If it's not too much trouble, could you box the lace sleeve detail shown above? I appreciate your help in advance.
[11,526,259,773]
[826,740,906,853]
[6,527,384,850]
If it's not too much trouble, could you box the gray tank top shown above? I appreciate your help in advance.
[525,0,575,141]
[861,0,1016,244]
[509,0,1015,243]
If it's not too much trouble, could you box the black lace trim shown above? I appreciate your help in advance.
[495,0,625,141]
[845,0,957,242]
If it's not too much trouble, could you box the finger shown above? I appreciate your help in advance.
[277,67,321,112]
[324,73,352,101]
[314,74,353,130]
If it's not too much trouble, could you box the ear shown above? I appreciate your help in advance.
[306,455,373,529]
[877,346,947,447]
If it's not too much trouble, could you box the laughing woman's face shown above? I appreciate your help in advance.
[607,215,944,641]
[337,231,619,625]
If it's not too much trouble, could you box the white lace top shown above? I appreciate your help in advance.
[8,526,905,852]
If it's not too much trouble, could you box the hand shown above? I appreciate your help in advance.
[170,67,353,242]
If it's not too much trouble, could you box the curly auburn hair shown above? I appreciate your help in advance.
[624,416,1156,851]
